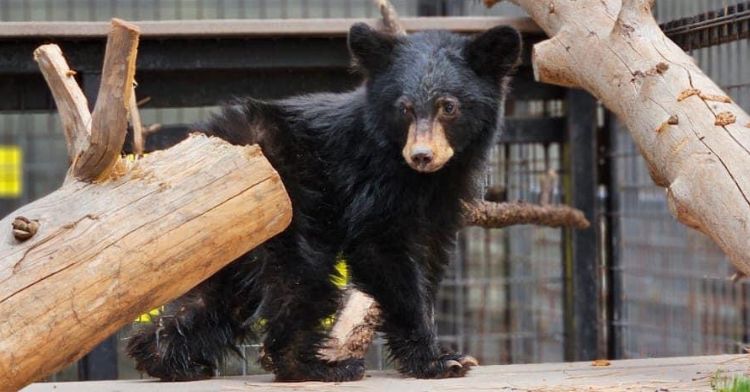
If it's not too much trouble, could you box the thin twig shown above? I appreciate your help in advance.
[128,84,145,156]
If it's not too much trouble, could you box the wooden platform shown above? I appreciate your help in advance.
[22,354,750,392]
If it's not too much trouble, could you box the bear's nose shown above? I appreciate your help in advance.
[411,146,434,167]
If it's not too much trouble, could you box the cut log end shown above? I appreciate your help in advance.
[320,290,381,361]
[111,17,141,34]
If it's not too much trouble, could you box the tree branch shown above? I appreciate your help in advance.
[74,18,140,181]
[33,45,91,163]
[463,200,590,229]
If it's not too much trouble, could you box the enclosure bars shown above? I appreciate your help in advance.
[661,1,750,51]
[563,90,600,361]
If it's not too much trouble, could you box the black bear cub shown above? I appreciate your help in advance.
[128,23,521,382]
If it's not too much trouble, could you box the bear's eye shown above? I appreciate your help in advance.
[439,99,459,118]
[398,100,413,117]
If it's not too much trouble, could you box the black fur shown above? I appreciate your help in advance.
[128,23,521,382]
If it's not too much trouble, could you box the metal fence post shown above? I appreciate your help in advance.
[602,112,623,360]
[563,89,599,361]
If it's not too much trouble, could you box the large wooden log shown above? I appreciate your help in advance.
[490,0,750,274]
[0,18,292,391]
[0,135,291,391]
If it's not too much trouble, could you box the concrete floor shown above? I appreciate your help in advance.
[23,354,750,392]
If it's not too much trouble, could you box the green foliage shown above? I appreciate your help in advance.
[711,371,750,392]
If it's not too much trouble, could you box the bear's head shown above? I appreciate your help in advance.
[348,23,521,173]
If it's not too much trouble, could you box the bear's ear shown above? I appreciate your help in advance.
[464,25,522,82]
[348,23,399,75]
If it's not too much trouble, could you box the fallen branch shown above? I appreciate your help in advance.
[463,200,590,229]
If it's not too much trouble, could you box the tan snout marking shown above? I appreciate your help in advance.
[402,119,454,173]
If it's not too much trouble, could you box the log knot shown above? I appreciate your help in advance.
[12,216,39,241]
[715,111,737,126]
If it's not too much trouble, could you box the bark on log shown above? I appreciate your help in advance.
[493,0,750,274]
[0,136,291,391]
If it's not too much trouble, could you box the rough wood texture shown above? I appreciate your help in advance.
[0,135,292,391]
[497,0,750,274]
[22,354,750,392]
[73,18,139,181]
[32,44,91,163]
[464,200,590,229]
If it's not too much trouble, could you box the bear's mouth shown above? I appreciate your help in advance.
[405,157,448,173]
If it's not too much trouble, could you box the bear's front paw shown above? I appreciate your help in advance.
[407,353,479,379]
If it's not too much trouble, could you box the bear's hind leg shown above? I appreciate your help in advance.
[260,245,365,382]
[127,257,260,381]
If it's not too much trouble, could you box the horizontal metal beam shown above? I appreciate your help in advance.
[0,66,560,112]
[0,38,351,74]
[0,18,556,112]
[0,34,542,74]
[0,17,542,39]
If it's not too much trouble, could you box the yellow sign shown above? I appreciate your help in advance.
[0,146,21,197]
